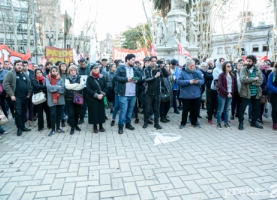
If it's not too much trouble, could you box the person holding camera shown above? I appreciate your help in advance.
[177,59,204,129]
[143,56,169,129]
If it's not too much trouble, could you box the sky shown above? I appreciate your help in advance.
[60,0,273,41]
[61,0,151,41]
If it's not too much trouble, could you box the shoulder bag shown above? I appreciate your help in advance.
[0,109,8,125]
[94,78,109,109]
[32,92,46,105]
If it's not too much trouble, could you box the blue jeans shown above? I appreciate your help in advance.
[112,95,120,120]
[217,95,232,124]
[118,96,136,126]
[60,105,67,120]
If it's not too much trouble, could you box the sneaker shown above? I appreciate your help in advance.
[217,123,223,130]
[48,130,55,136]
[224,123,231,129]
[56,128,65,133]
[179,125,185,129]
[208,120,213,125]
[134,118,139,124]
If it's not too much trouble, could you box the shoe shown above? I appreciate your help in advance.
[165,118,170,122]
[56,128,65,133]
[70,128,74,135]
[125,124,135,130]
[273,123,277,130]
[160,117,167,123]
[198,115,202,118]
[148,120,153,125]
[231,116,234,120]
[17,129,22,136]
[134,119,139,124]
[22,127,31,132]
[118,125,123,134]
[105,116,109,120]
[111,120,115,126]
[238,122,244,130]
[257,118,263,124]
[154,124,162,129]
[61,119,65,127]
[93,126,99,133]
[38,128,44,132]
[174,110,180,114]
[179,125,185,129]
[48,130,55,136]
[193,124,201,128]
[208,120,213,125]
[217,123,223,129]
[99,127,105,132]
[143,123,148,128]
[251,122,263,129]
[76,126,81,131]
[224,123,231,129]
[78,118,84,124]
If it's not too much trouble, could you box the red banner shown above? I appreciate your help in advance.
[177,44,191,57]
[242,56,268,63]
[149,42,157,56]
[113,47,147,62]
[45,46,74,64]
[0,45,32,68]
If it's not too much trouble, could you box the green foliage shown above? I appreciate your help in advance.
[122,24,151,50]
[152,0,171,18]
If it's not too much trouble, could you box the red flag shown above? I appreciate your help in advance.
[177,44,191,57]
[149,42,157,56]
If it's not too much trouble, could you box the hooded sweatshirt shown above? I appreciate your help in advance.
[211,60,223,90]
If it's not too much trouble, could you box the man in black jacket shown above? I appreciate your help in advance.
[23,61,34,125]
[143,56,169,129]
[114,54,141,134]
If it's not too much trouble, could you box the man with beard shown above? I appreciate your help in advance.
[3,60,32,136]
[238,55,263,130]
[4,61,11,71]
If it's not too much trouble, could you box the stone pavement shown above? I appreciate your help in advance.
[0,108,277,200]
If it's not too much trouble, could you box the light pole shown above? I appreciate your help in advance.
[46,32,54,46]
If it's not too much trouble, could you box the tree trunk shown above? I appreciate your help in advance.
[9,0,18,50]
[0,6,7,45]
[55,0,60,47]
[71,0,76,49]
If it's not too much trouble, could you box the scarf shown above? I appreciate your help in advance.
[184,67,196,74]
[68,75,77,82]
[49,73,60,104]
[36,75,45,84]
[91,71,100,78]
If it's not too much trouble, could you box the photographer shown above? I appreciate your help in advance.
[143,56,169,129]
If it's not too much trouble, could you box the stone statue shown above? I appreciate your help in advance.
[156,17,167,46]
[188,13,198,46]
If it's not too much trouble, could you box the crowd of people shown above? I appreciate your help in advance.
[0,53,276,137]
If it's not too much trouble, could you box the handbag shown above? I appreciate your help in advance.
[73,92,84,105]
[160,80,170,102]
[32,92,46,105]
[0,109,8,125]
[260,95,266,104]
[94,78,109,109]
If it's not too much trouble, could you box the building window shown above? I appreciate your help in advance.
[241,48,245,55]
[252,45,259,52]
[262,45,268,52]
[217,47,223,55]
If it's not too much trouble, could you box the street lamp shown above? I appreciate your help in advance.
[46,33,54,46]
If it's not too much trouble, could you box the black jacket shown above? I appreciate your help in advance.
[31,78,47,95]
[233,70,239,95]
[144,66,169,95]
[114,65,142,96]
[204,67,214,88]
[65,75,83,100]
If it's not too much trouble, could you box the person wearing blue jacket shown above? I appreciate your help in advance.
[268,62,277,130]
[177,59,204,129]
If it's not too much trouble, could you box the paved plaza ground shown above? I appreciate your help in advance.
[0,108,277,200]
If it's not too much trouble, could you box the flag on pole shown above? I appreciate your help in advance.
[149,42,157,56]
[177,44,191,57]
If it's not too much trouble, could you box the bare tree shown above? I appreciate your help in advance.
[0,6,7,45]
[9,0,18,50]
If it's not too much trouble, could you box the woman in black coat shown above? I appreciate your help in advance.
[86,64,108,133]
[31,68,51,131]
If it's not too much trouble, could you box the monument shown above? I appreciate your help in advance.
[155,0,200,64]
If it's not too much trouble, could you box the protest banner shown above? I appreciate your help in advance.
[45,47,74,64]
[113,47,147,62]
